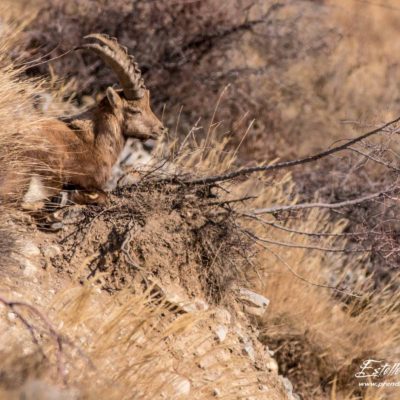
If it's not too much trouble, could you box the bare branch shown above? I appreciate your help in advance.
[202,195,257,207]
[243,229,369,253]
[241,231,361,298]
[250,187,396,215]
[348,146,400,172]
[0,295,67,382]
[240,213,377,238]
[0,294,94,383]
[164,115,400,186]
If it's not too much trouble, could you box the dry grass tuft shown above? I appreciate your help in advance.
[0,28,48,202]
[1,2,400,400]
[0,284,280,400]
[239,181,400,399]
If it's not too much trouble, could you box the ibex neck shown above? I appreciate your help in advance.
[93,108,125,165]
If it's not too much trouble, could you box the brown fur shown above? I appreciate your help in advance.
[22,88,164,206]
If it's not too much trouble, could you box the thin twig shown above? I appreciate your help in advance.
[202,195,257,207]
[243,229,370,253]
[240,232,361,297]
[0,295,94,383]
[120,221,148,286]
[348,146,400,172]
[161,115,400,185]
[253,240,361,298]
[251,187,396,215]
[240,213,383,238]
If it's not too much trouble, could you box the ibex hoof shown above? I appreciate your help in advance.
[70,190,108,205]
[21,201,46,211]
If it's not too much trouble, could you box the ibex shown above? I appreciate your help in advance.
[19,33,164,208]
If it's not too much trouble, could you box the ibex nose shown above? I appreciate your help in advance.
[152,123,166,138]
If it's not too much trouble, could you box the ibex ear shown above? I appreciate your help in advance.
[106,87,123,109]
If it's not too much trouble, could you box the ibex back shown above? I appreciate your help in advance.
[14,34,165,208]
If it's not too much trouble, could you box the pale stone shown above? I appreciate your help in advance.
[42,244,61,258]
[266,357,278,373]
[149,278,208,313]
[280,376,293,395]
[20,258,38,277]
[199,354,217,369]
[266,346,275,356]
[242,342,255,362]
[234,324,248,343]
[7,312,16,321]
[238,288,270,317]
[238,288,270,308]
[259,384,269,392]
[243,305,266,317]
[21,241,41,257]
[214,308,232,324]
[214,325,228,343]
[50,222,64,231]
[182,299,209,313]
[213,388,221,397]
[20,379,79,400]
[172,375,191,397]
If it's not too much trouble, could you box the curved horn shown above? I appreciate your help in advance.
[79,33,145,100]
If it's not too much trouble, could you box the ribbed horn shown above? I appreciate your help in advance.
[79,33,145,100]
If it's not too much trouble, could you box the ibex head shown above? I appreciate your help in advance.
[80,34,164,140]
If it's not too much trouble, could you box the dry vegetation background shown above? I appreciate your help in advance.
[1,0,400,399]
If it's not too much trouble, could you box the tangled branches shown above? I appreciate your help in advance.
[0,295,91,384]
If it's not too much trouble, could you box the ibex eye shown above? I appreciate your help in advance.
[128,108,141,114]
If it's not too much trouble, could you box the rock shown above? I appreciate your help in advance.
[50,222,64,231]
[258,384,269,392]
[242,341,255,362]
[116,173,141,187]
[266,345,275,357]
[234,325,247,343]
[214,308,232,324]
[42,244,61,258]
[243,305,266,317]
[106,139,156,190]
[237,288,270,317]
[21,241,41,257]
[214,325,228,343]
[150,279,208,313]
[183,298,208,313]
[199,354,217,369]
[266,357,278,373]
[7,312,16,322]
[19,258,38,277]
[279,375,293,399]
[213,388,221,397]
[54,208,82,224]
[171,375,191,397]
[19,380,79,400]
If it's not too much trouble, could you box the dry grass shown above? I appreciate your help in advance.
[230,175,400,399]
[0,128,279,399]
[0,2,400,400]
[0,287,268,399]
[0,16,58,204]
[156,128,400,398]
[1,102,399,400]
